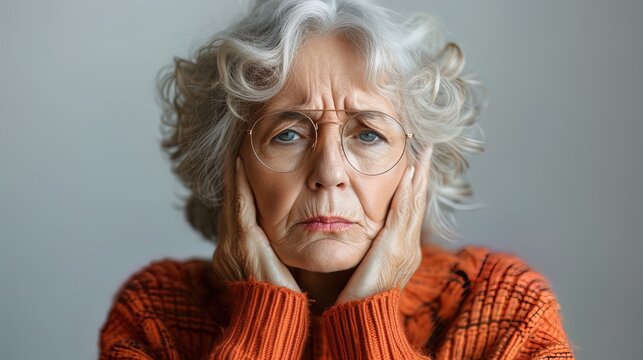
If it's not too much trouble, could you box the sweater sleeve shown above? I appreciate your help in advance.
[99,260,309,360]
[209,280,310,359]
[320,289,431,359]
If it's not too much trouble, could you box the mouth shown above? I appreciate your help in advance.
[299,216,355,232]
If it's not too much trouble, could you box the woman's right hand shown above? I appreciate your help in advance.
[212,157,301,292]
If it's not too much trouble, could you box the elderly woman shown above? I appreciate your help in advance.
[99,0,575,359]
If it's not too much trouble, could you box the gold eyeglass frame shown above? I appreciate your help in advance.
[243,109,415,176]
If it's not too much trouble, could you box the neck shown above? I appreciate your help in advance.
[289,266,355,315]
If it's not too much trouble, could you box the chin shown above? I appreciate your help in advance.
[289,238,368,273]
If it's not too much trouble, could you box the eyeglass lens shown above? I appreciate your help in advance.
[250,110,407,175]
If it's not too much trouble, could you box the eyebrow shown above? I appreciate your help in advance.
[271,109,376,123]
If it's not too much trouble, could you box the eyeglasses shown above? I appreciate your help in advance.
[244,109,414,176]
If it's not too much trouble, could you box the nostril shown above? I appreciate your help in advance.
[315,181,346,190]
[314,180,344,187]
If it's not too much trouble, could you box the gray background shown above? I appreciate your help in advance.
[1,0,640,358]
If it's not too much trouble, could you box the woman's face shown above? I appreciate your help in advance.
[239,35,408,273]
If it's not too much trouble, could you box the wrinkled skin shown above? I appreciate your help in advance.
[212,35,433,310]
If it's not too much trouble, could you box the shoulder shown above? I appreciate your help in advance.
[100,257,228,356]
[410,244,556,301]
[402,245,555,331]
[434,247,573,356]
[109,257,211,296]
[453,245,557,305]
[100,257,227,333]
[450,245,561,325]
[402,244,568,355]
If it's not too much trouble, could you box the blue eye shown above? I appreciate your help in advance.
[358,131,381,143]
[274,130,300,143]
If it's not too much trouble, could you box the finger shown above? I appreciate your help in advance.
[384,165,415,232]
[411,145,433,213]
[408,146,433,240]
[221,155,237,218]
[235,157,258,231]
[215,154,239,245]
[412,145,433,190]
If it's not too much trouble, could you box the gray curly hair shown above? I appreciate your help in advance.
[158,0,486,244]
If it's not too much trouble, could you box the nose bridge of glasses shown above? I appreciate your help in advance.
[302,110,342,147]
[311,120,344,154]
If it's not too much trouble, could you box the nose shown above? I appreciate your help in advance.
[306,118,350,191]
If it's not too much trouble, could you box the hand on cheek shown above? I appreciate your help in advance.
[336,146,433,304]
[212,157,301,292]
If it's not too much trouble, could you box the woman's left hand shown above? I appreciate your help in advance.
[336,146,433,304]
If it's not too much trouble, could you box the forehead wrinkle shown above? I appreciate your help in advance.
[266,35,393,112]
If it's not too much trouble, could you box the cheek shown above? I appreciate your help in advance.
[240,141,300,233]
[254,179,299,228]
[355,163,406,223]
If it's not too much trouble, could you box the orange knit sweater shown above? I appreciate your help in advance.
[99,245,575,359]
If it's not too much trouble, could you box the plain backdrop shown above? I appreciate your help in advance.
[1,0,641,358]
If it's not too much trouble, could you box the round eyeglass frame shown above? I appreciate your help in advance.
[243,109,415,176]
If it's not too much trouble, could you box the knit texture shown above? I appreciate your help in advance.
[99,245,576,359]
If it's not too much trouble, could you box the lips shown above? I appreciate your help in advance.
[300,216,354,232]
